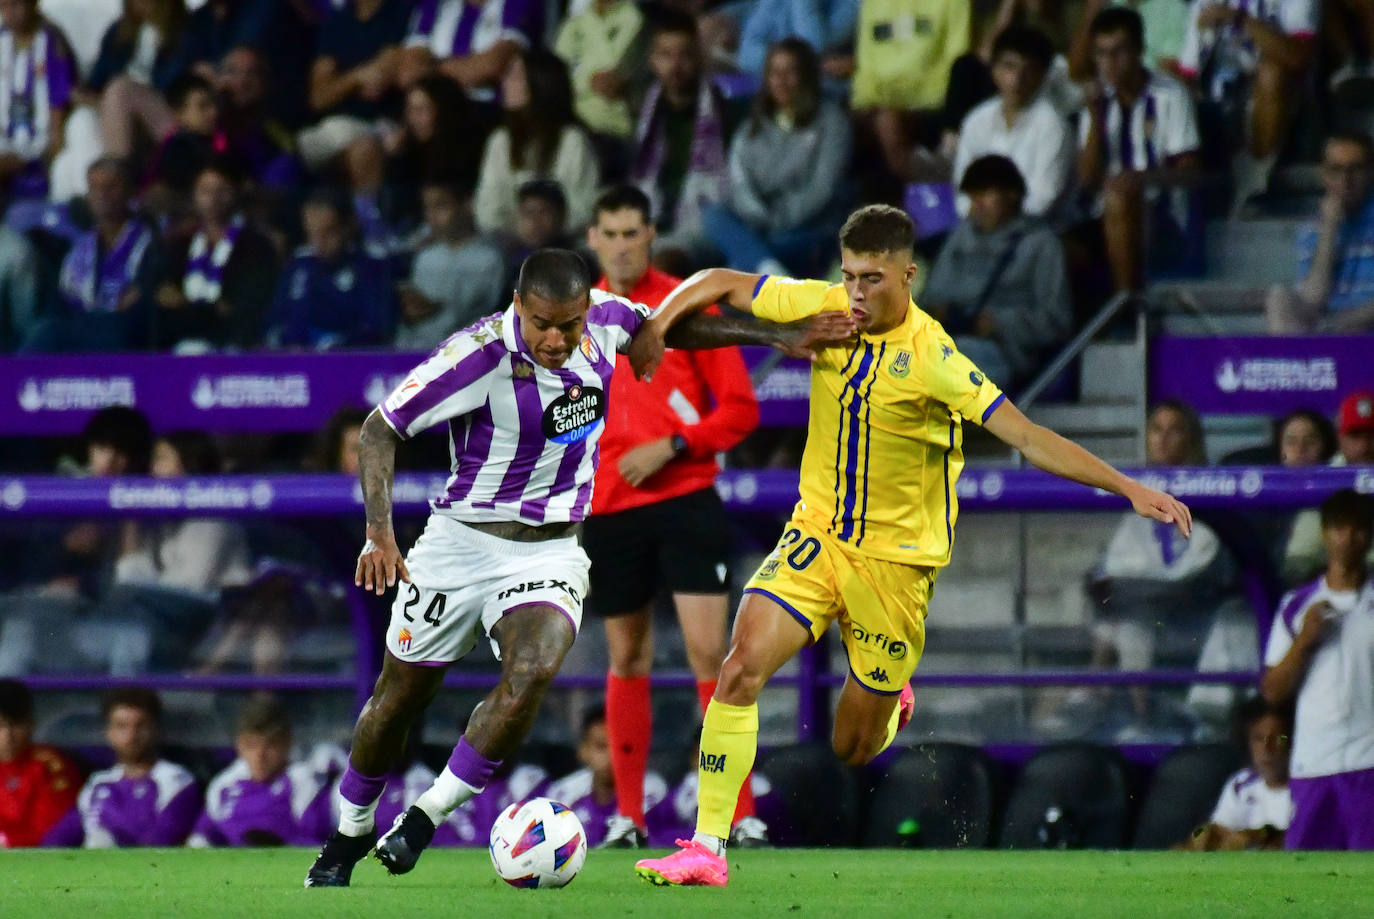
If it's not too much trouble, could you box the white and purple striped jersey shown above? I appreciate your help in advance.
[1209,767,1292,832]
[379,292,651,526]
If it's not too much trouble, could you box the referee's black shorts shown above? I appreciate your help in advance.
[582,486,732,617]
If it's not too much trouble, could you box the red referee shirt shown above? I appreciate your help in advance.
[592,267,759,515]
[0,744,80,847]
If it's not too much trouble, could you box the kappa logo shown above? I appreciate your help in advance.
[700,752,728,774]
[513,361,534,379]
[940,344,953,360]
[864,667,890,684]
[890,350,912,378]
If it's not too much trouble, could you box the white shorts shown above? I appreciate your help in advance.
[385,515,590,666]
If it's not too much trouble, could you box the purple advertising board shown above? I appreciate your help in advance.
[1149,334,1374,416]
[0,349,813,436]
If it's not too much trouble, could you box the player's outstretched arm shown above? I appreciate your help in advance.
[982,398,1193,538]
[355,408,411,595]
[660,310,856,357]
[628,269,765,379]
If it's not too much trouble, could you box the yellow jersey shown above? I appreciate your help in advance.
[751,275,1005,568]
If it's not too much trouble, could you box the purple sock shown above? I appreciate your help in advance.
[339,762,388,807]
[447,737,499,790]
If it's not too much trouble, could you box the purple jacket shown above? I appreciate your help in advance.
[45,760,201,847]
[191,759,332,847]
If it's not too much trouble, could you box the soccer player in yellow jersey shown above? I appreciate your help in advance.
[630,204,1193,887]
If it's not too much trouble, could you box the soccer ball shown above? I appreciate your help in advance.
[489,797,587,889]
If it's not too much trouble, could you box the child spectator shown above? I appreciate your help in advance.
[474,49,599,236]
[45,688,201,848]
[553,0,645,142]
[1074,6,1200,294]
[631,13,739,264]
[920,154,1072,389]
[702,38,851,277]
[190,694,333,847]
[156,159,279,350]
[1180,697,1293,850]
[0,679,79,848]
[297,0,410,171]
[398,0,542,101]
[0,0,77,202]
[1266,132,1374,335]
[544,706,667,849]
[397,179,504,351]
[953,25,1073,220]
[266,189,396,349]
[143,74,222,202]
[85,0,193,161]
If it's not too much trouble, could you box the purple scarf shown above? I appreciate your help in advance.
[59,220,154,313]
[632,80,729,234]
[183,216,245,304]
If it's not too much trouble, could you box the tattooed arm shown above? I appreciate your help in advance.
[635,310,856,378]
[355,409,411,595]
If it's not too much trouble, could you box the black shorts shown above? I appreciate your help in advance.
[582,487,731,616]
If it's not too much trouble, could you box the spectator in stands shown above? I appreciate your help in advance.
[297,0,410,172]
[84,0,192,161]
[190,694,333,847]
[0,223,38,351]
[1086,400,1242,738]
[631,13,738,265]
[354,75,485,239]
[1180,697,1293,850]
[702,38,851,277]
[852,0,971,183]
[1074,6,1201,294]
[44,688,201,847]
[88,430,253,673]
[1070,0,1200,79]
[142,74,221,209]
[0,0,77,202]
[214,46,298,189]
[1176,0,1317,207]
[1266,132,1374,335]
[545,706,668,849]
[1277,409,1340,468]
[28,157,163,352]
[953,25,1072,221]
[496,178,570,291]
[0,679,80,848]
[180,0,276,79]
[475,49,598,237]
[156,160,279,350]
[266,189,396,349]
[398,0,541,102]
[584,184,762,848]
[921,154,1072,389]
[737,0,860,81]
[397,179,505,351]
[1262,488,1374,850]
[1283,391,1374,585]
[553,0,645,143]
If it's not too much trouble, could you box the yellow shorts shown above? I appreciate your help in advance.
[743,513,936,695]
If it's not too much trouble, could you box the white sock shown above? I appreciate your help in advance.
[692,831,727,856]
[413,767,482,825]
[338,795,379,837]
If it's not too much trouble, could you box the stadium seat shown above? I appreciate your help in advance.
[998,744,1131,849]
[755,743,862,846]
[861,744,995,848]
[1131,744,1245,850]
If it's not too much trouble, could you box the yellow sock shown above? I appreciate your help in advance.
[695,699,758,840]
[878,698,901,755]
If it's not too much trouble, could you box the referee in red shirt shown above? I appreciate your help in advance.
[584,186,764,847]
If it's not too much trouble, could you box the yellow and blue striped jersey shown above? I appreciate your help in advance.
[751,276,1005,567]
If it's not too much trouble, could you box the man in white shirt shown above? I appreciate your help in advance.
[1076,6,1201,293]
[1262,488,1374,850]
[954,25,1073,221]
[1181,697,1293,850]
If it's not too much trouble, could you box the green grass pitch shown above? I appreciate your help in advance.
[4,848,1372,918]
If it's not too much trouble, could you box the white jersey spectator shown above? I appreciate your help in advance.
[1078,68,1199,208]
[1178,0,1319,94]
[1211,766,1293,832]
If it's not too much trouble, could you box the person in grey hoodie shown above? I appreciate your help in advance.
[920,154,1071,389]
[702,37,851,277]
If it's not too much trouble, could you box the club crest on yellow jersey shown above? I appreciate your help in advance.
[889,350,911,378]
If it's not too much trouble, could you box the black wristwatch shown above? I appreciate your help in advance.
[670,433,689,457]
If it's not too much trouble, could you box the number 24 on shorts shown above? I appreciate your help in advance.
[401,584,447,625]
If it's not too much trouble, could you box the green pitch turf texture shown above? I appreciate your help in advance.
[4,848,1371,918]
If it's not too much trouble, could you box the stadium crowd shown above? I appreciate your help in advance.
[1,0,1374,854]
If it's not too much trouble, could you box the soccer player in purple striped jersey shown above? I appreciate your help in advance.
[305,249,854,886]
